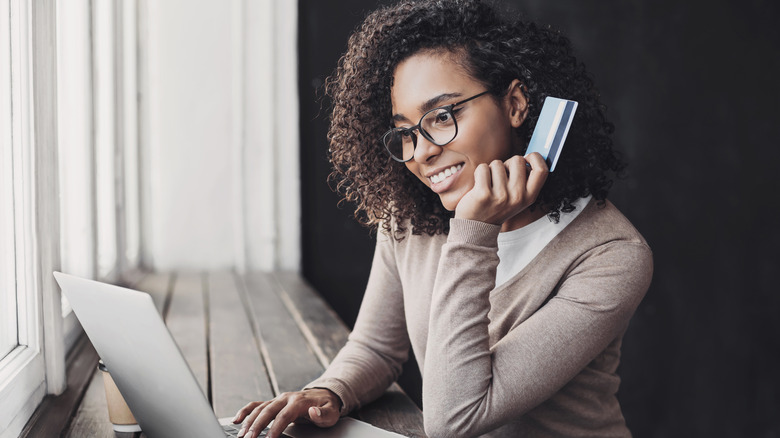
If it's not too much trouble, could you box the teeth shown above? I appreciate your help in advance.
[431,164,463,184]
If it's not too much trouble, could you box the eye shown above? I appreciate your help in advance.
[435,111,452,123]
[398,127,416,139]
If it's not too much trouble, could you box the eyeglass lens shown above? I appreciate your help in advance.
[383,107,457,162]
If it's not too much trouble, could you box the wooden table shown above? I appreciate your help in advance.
[21,272,426,437]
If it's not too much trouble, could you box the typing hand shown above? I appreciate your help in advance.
[454,153,548,225]
[233,388,341,438]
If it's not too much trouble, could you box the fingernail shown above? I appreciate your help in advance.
[313,406,322,417]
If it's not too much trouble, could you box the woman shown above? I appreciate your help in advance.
[234,0,652,437]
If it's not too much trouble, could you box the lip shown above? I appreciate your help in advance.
[425,162,465,178]
[427,162,464,194]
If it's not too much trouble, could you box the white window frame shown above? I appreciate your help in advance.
[0,0,18,363]
[0,1,65,436]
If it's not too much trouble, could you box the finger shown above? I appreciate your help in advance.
[239,400,277,438]
[266,405,298,438]
[233,401,261,423]
[489,160,508,199]
[307,404,340,427]
[472,162,491,190]
[504,155,527,192]
[524,152,549,199]
[308,406,321,423]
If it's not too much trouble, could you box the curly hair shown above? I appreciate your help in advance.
[326,0,624,239]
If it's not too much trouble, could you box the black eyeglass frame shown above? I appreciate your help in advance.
[381,90,491,163]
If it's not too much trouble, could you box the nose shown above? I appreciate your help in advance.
[412,131,442,164]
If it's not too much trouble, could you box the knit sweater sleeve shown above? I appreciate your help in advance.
[422,218,653,438]
[305,230,410,414]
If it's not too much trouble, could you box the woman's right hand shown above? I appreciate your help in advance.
[454,153,548,225]
[232,388,342,438]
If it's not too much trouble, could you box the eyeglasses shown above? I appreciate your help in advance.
[381,91,490,162]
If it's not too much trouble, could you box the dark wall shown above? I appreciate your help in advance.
[298,1,382,330]
[298,1,780,436]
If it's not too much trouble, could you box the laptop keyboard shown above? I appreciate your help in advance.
[222,423,269,437]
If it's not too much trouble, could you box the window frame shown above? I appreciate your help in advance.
[0,0,17,363]
[0,1,55,436]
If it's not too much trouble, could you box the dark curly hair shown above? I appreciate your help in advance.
[327,0,624,239]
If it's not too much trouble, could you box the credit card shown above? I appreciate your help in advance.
[525,96,578,172]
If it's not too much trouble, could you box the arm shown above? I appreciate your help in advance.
[422,221,653,437]
[306,228,411,413]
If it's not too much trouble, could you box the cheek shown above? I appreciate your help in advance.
[405,162,428,185]
[459,119,514,163]
[486,122,515,158]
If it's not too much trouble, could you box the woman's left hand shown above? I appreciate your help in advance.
[454,152,548,225]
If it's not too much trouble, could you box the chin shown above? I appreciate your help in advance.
[438,194,461,212]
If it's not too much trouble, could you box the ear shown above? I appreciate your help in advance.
[505,79,528,128]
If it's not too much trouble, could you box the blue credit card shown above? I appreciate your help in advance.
[525,97,578,172]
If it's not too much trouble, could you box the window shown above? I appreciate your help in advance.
[0,1,16,360]
[1,0,297,434]
[0,2,48,436]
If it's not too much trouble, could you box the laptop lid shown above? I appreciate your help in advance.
[53,272,226,438]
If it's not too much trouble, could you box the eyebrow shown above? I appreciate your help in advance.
[392,92,463,124]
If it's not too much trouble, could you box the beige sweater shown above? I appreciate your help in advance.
[308,199,653,437]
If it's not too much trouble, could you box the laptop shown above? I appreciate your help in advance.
[53,272,405,438]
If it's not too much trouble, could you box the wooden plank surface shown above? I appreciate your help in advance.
[241,272,325,393]
[65,368,117,437]
[131,272,173,315]
[207,271,274,417]
[353,385,427,438]
[165,272,208,395]
[273,271,349,364]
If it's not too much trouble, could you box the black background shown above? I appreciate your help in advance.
[298,0,780,436]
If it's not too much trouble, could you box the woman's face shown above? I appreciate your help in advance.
[391,51,524,211]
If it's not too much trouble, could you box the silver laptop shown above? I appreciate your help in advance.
[54,271,267,437]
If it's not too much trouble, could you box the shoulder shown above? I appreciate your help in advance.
[543,198,653,279]
[559,198,653,284]
[542,199,653,310]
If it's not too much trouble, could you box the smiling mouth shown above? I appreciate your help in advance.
[429,163,463,184]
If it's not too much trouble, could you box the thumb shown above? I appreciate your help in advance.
[307,405,339,427]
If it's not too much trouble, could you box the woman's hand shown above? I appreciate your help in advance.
[455,153,548,225]
[232,388,341,438]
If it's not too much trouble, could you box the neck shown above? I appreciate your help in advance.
[500,205,547,232]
